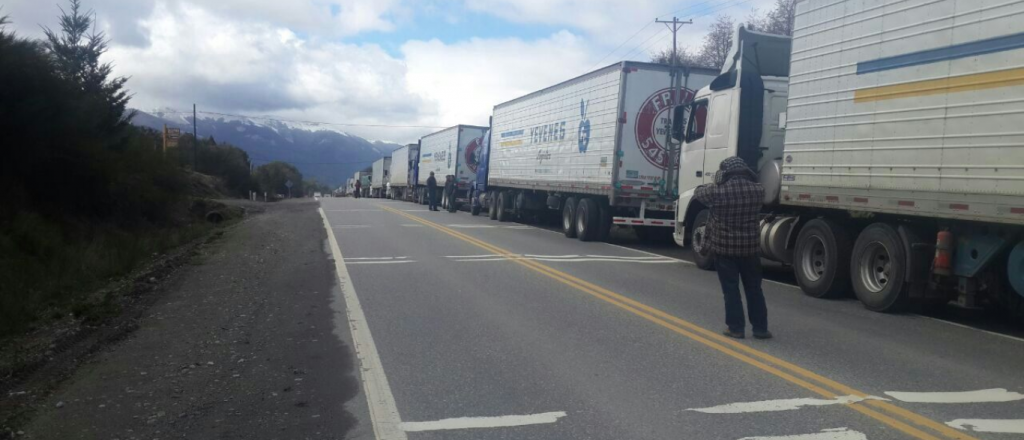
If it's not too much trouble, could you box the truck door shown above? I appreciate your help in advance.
[678,99,709,193]
[702,90,737,183]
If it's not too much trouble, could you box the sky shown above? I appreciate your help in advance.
[2,0,774,143]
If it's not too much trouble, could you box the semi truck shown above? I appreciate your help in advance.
[389,143,419,201]
[370,157,391,198]
[673,0,1024,317]
[479,61,718,241]
[416,125,489,208]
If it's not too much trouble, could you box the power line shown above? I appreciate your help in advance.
[628,0,758,60]
[588,21,656,70]
[158,109,447,130]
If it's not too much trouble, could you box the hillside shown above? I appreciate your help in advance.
[132,110,401,187]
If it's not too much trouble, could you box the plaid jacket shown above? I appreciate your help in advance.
[694,170,764,257]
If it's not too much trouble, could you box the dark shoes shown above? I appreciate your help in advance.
[722,329,745,339]
[722,329,773,340]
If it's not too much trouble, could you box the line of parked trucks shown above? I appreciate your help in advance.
[343,0,1024,320]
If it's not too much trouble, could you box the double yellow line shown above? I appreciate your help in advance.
[380,205,978,440]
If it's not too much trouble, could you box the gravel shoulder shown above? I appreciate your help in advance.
[12,199,362,439]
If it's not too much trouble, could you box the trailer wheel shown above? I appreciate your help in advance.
[794,219,852,298]
[576,198,599,242]
[562,197,578,238]
[488,192,498,220]
[851,223,909,312]
[496,192,510,222]
[691,209,715,270]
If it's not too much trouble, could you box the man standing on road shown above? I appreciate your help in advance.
[445,175,458,213]
[694,156,771,340]
[426,172,439,211]
[354,179,361,199]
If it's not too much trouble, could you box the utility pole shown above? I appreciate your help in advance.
[654,16,692,197]
[192,103,197,171]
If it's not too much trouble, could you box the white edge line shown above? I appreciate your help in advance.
[912,314,1024,343]
[399,411,567,432]
[345,260,416,265]
[601,242,696,266]
[946,418,1024,434]
[320,208,407,440]
[884,388,1024,403]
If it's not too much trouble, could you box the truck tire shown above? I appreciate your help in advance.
[577,198,599,242]
[471,204,481,216]
[496,192,510,222]
[794,218,852,298]
[691,209,715,270]
[488,192,498,220]
[851,223,909,312]
[562,197,578,238]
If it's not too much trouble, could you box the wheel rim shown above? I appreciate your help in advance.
[577,206,586,235]
[858,241,891,293]
[692,222,708,255]
[800,235,827,282]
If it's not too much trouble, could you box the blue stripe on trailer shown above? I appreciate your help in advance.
[857,32,1024,75]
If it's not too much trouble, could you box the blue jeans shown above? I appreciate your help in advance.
[715,255,769,333]
[428,188,438,210]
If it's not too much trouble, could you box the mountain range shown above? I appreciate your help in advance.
[131,110,402,187]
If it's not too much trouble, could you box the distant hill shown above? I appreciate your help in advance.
[131,110,401,188]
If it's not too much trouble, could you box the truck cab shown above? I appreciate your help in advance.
[673,27,792,258]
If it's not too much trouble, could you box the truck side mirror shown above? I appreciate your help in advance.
[671,105,687,144]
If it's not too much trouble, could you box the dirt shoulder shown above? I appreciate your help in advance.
[4,199,360,439]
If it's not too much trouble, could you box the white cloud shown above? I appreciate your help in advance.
[402,30,596,128]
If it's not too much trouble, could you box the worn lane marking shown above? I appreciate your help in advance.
[377,205,978,440]
[946,419,1024,434]
[689,395,889,414]
[885,389,1024,403]
[448,254,680,264]
[333,225,373,229]
[344,257,409,261]
[739,427,868,440]
[326,209,385,212]
[446,224,497,229]
[320,208,407,440]
[398,411,566,432]
[345,260,416,265]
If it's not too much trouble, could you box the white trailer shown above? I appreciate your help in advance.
[371,157,392,198]
[416,125,488,207]
[389,143,419,201]
[674,0,1024,317]
[483,61,718,241]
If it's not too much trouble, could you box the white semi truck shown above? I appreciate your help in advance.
[389,143,419,201]
[416,125,488,208]
[674,0,1024,317]
[481,61,718,240]
[370,157,391,198]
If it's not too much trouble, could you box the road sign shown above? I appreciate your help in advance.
[285,180,294,188]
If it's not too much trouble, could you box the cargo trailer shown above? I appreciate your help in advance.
[479,61,718,240]
[416,125,489,208]
[371,157,391,198]
[389,143,419,201]
[674,1,1024,317]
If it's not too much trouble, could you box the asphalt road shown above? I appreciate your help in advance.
[322,197,1024,440]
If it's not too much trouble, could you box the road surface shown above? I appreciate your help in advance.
[321,197,1024,440]
[13,197,1024,440]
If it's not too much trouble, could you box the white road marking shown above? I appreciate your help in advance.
[319,208,407,440]
[332,225,373,229]
[344,257,409,261]
[345,260,416,265]
[398,412,567,432]
[688,395,888,414]
[446,254,506,258]
[448,254,679,264]
[446,224,496,229]
[602,242,696,266]
[403,209,431,212]
[326,209,384,212]
[946,419,1024,434]
[738,427,868,440]
[400,224,424,227]
[912,314,1024,344]
[885,388,1024,403]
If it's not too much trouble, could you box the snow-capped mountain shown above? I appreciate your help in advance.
[132,110,402,187]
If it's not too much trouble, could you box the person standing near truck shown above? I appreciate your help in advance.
[354,179,362,199]
[445,175,457,213]
[426,172,438,211]
[694,157,771,340]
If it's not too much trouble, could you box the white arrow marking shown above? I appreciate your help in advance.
[688,395,888,414]
[885,388,1024,403]
[946,419,1024,434]
[399,412,567,432]
[738,427,868,440]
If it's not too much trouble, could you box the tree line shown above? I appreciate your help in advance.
[652,0,797,68]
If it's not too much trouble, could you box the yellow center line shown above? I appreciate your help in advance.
[378,205,978,440]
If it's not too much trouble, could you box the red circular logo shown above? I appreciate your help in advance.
[634,87,695,170]
[465,136,483,173]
